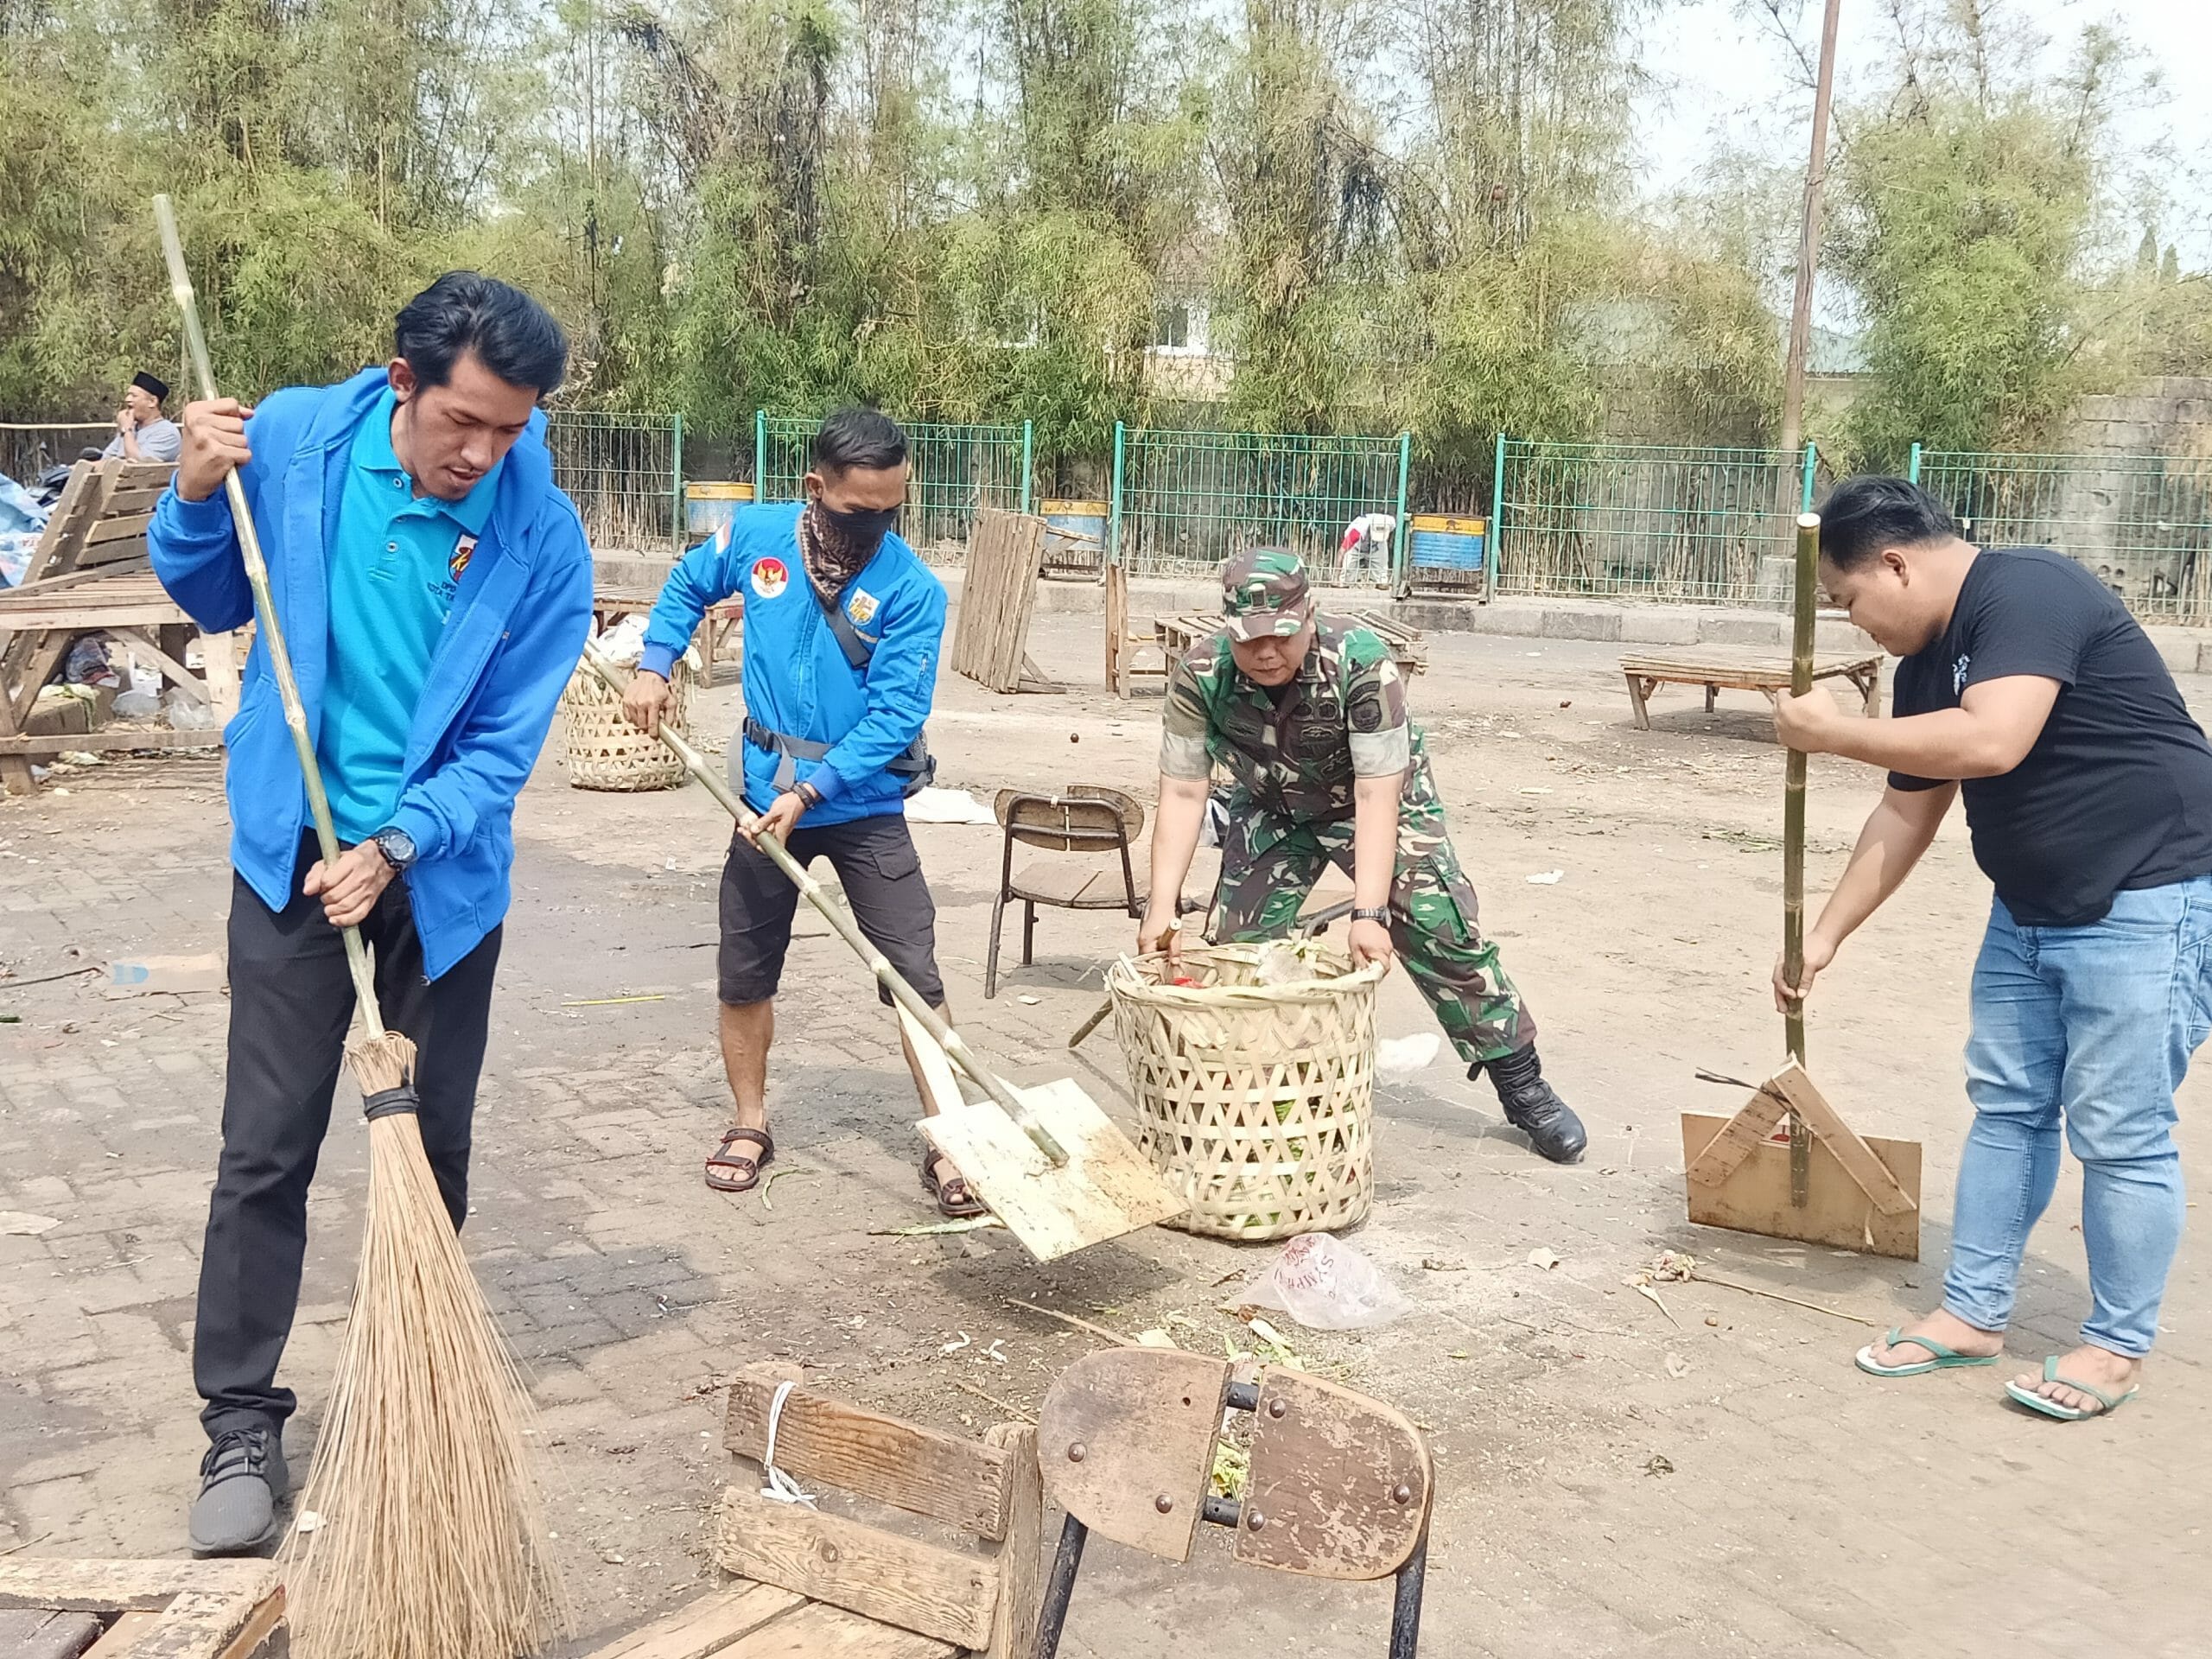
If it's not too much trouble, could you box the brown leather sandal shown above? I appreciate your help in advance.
[707,1125,774,1193]
[919,1147,988,1218]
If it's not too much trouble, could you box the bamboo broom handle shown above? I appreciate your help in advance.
[580,645,1070,1166]
[153,194,386,1040]
[1784,510,1819,1205]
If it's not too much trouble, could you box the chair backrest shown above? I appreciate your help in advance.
[718,1361,1041,1658]
[995,784,1143,852]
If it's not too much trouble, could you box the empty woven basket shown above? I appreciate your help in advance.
[1109,941,1382,1241]
[560,657,690,791]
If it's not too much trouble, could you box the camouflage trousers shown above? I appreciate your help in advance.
[1211,811,1535,1064]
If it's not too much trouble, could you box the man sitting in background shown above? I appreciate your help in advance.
[100,372,182,464]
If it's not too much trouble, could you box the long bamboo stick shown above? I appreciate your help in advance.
[1784,510,1819,1205]
[579,644,1070,1165]
[152,194,385,1039]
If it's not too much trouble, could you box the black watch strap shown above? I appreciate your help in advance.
[1350,905,1391,924]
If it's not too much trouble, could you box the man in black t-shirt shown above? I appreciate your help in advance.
[1773,474,2209,1423]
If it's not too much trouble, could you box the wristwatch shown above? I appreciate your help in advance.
[372,826,418,873]
[1350,905,1391,924]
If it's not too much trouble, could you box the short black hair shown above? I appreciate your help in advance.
[812,406,908,473]
[394,272,569,397]
[1818,475,1961,570]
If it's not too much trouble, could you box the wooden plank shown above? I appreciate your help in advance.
[85,1611,162,1655]
[711,1484,997,1651]
[575,1584,809,1659]
[1036,1348,1230,1563]
[99,485,171,517]
[204,632,240,727]
[1681,1111,1922,1260]
[1681,1081,1790,1192]
[0,728,222,758]
[982,1423,1040,1659]
[86,512,155,547]
[723,1370,1013,1541]
[951,511,1047,695]
[917,1078,1188,1263]
[0,601,192,631]
[0,1560,280,1618]
[106,629,211,704]
[718,1599,954,1659]
[207,1590,285,1659]
[1765,1063,1918,1216]
[1236,1367,1430,1580]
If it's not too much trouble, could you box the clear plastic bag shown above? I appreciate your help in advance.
[1230,1233,1413,1331]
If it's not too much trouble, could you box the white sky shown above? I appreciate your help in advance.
[1633,0,2212,264]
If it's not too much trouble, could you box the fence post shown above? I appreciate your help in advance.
[1907,442,1922,485]
[1109,421,1126,566]
[1487,431,1508,601]
[753,410,767,499]
[1391,431,1412,598]
[1020,421,1034,516]
[1799,441,1817,513]
[671,412,685,544]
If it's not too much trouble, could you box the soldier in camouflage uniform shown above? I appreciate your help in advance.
[1139,548,1586,1162]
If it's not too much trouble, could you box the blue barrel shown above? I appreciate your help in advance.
[1409,512,1486,571]
[686,480,755,538]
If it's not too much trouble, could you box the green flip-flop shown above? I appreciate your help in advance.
[1854,1327,2002,1377]
[2005,1356,2139,1421]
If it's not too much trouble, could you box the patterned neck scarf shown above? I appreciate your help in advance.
[800,500,873,599]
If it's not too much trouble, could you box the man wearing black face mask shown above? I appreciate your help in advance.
[626,409,980,1212]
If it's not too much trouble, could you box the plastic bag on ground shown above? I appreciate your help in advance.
[1229,1233,1414,1331]
[164,687,216,731]
[112,688,160,719]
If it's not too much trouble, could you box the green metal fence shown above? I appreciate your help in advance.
[756,415,1032,563]
[543,410,684,552]
[1491,439,1818,606]
[1111,424,1410,583]
[1911,444,2212,622]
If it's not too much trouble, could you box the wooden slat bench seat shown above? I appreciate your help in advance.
[1618,645,1883,731]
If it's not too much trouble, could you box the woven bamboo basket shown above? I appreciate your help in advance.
[1109,940,1383,1241]
[560,657,691,791]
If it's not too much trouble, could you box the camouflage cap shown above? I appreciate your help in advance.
[1220,548,1313,640]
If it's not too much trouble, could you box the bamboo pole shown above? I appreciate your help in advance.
[1784,511,1819,1205]
[580,645,1071,1165]
[1777,0,1845,486]
[153,194,385,1040]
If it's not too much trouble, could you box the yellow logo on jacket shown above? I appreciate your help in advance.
[847,588,879,626]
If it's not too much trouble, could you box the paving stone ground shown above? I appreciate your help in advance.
[1,615,2203,1656]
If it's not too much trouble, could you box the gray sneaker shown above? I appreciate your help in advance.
[187,1426,288,1557]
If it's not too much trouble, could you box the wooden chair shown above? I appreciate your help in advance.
[580,1361,1042,1659]
[1033,1348,1433,1657]
[985,785,1145,999]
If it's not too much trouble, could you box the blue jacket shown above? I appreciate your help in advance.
[640,502,944,823]
[149,366,594,978]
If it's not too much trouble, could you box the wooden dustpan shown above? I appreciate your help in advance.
[1681,513,1922,1260]
[581,646,1183,1260]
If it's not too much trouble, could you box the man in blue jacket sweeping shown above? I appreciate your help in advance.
[622,409,978,1214]
[150,274,593,1554]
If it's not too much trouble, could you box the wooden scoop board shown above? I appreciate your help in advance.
[900,1008,1185,1262]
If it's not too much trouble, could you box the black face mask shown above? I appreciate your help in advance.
[813,498,899,556]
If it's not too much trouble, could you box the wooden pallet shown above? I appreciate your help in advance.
[1619,645,1882,731]
[951,511,1058,694]
[0,461,242,791]
[0,1558,286,1659]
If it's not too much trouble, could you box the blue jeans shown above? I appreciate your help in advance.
[1944,876,2209,1357]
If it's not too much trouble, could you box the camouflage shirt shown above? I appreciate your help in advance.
[1160,616,1439,827]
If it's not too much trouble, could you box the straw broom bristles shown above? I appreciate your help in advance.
[283,1033,569,1659]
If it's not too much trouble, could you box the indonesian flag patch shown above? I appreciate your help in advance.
[751,556,790,600]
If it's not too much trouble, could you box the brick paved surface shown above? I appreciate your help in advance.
[1,619,2203,1656]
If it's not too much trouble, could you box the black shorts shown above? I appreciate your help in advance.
[718,814,944,1007]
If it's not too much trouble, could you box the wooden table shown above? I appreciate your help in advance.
[1619,645,1884,730]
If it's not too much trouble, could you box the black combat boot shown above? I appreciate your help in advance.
[1474,1046,1587,1165]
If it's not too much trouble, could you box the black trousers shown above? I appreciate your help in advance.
[194,835,502,1440]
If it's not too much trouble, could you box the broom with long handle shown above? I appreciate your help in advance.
[155,196,564,1659]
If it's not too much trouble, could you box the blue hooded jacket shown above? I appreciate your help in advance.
[148,366,594,978]
[640,501,945,824]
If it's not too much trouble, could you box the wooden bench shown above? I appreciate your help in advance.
[1155,609,1427,675]
[1619,645,1883,731]
[0,460,240,792]
[577,1361,1041,1659]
